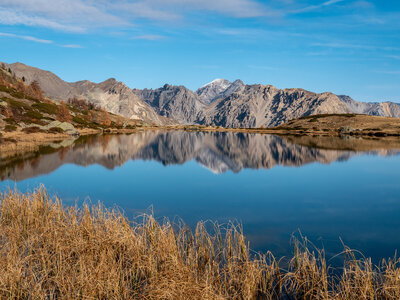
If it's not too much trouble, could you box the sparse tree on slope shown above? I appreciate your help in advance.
[29,80,44,100]
[57,101,72,122]
[99,108,111,126]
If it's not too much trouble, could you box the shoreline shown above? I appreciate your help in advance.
[2,123,400,160]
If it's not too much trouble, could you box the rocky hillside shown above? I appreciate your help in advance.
[134,84,206,124]
[199,85,352,128]
[0,65,143,139]
[3,62,173,125]
[3,61,400,129]
[338,95,400,119]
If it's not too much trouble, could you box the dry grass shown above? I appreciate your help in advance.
[0,187,399,299]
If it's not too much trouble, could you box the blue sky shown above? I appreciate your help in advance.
[0,0,399,102]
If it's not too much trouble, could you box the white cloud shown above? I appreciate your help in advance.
[0,9,84,32]
[312,42,400,51]
[128,0,270,18]
[131,34,166,40]
[61,44,84,48]
[290,0,345,14]
[0,0,271,32]
[0,31,52,43]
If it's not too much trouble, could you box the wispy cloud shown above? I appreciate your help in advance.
[0,8,86,32]
[312,42,374,50]
[247,65,279,70]
[290,0,345,14]
[195,65,220,69]
[0,32,52,43]
[61,44,84,48]
[312,42,400,51]
[0,0,272,33]
[131,34,166,40]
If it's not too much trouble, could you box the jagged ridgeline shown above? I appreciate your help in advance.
[3,62,400,128]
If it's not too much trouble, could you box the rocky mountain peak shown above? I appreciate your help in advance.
[196,78,245,104]
[135,84,206,124]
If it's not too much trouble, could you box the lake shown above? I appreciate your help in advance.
[1,131,400,263]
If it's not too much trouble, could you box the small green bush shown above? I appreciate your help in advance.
[24,110,44,120]
[32,103,58,115]
[4,118,16,125]
[4,125,17,132]
[72,116,88,125]
[2,97,30,110]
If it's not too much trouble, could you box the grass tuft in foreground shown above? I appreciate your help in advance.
[0,187,400,299]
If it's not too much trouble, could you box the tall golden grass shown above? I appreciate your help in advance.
[0,187,399,299]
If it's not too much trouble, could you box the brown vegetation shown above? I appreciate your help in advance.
[28,80,44,100]
[56,100,72,122]
[99,107,111,126]
[275,114,400,137]
[1,187,400,299]
[68,96,99,111]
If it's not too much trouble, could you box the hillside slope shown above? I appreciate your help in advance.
[3,62,173,125]
[0,65,148,155]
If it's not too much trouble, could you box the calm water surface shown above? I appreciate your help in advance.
[1,131,400,262]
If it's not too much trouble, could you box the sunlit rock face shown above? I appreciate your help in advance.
[4,131,399,182]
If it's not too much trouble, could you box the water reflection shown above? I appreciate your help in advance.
[1,131,400,181]
[2,131,400,262]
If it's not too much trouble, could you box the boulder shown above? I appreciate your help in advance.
[44,121,80,136]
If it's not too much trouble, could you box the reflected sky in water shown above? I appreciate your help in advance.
[1,131,400,262]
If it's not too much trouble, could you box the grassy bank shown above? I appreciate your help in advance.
[1,188,399,299]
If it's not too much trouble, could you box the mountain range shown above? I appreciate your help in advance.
[3,62,400,128]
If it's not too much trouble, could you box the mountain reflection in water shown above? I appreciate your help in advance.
[2,131,400,263]
[1,131,400,182]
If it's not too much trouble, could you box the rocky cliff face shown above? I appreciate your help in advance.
[70,78,172,125]
[134,84,206,124]
[4,62,173,125]
[199,85,352,128]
